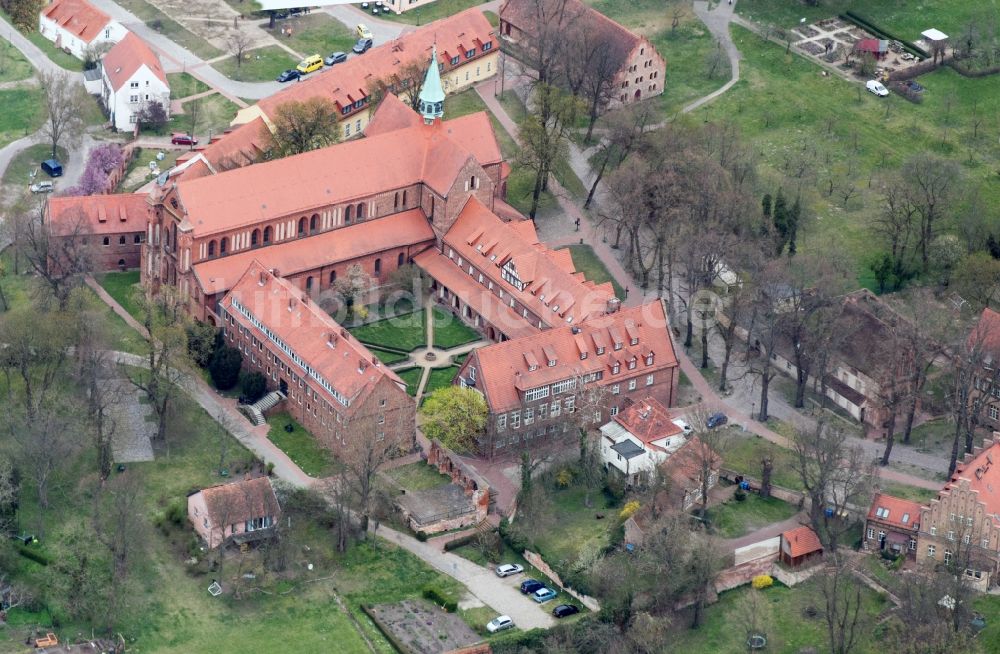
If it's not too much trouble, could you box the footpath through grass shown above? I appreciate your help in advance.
[97,270,143,322]
[266,411,340,477]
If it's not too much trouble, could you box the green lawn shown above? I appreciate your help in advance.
[384,462,452,491]
[378,0,490,25]
[112,0,223,59]
[154,93,242,139]
[22,28,82,70]
[395,366,424,396]
[530,482,616,569]
[349,309,427,351]
[213,45,295,82]
[669,580,887,654]
[265,411,340,477]
[446,87,490,119]
[972,594,1000,654]
[96,270,143,322]
[431,306,481,349]
[2,143,67,188]
[368,346,411,365]
[0,39,35,82]
[706,493,798,538]
[877,481,938,504]
[423,366,459,396]
[557,244,625,299]
[483,10,498,27]
[723,432,804,492]
[167,72,211,99]
[0,88,47,151]
[280,13,356,59]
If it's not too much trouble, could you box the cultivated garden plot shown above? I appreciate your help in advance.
[367,600,482,654]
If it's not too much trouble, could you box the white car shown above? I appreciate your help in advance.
[672,418,693,436]
[486,615,515,633]
[866,80,889,97]
[495,563,524,577]
[29,181,54,193]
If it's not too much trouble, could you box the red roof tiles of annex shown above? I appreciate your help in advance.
[867,493,922,531]
[473,300,677,411]
[42,0,111,43]
[173,117,272,184]
[782,525,823,558]
[614,397,682,445]
[200,476,280,526]
[175,119,475,238]
[46,192,150,236]
[220,260,406,403]
[255,9,495,118]
[102,33,166,91]
[970,307,1000,357]
[442,196,616,329]
[945,438,1000,525]
[193,208,434,296]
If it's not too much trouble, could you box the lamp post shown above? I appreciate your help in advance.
[624,286,630,300]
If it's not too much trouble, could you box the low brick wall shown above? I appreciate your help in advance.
[715,557,776,594]
[523,550,601,611]
[772,562,823,586]
[445,645,491,654]
[734,536,780,566]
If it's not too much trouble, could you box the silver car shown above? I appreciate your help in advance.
[486,615,514,633]
[495,563,524,577]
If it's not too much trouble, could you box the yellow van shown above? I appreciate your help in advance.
[356,23,373,39]
[296,54,323,74]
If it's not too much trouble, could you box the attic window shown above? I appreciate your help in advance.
[630,337,639,346]
[902,513,910,524]
[875,507,890,519]
[597,346,605,355]
[645,353,654,365]
[612,362,620,374]
[580,352,587,360]
[614,341,623,351]
[450,55,459,65]
[547,359,555,367]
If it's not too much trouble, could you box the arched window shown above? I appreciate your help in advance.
[298,217,306,235]
[220,237,228,254]
[102,236,110,246]
[263,226,272,243]
[394,192,399,209]
[208,240,216,256]
[310,214,318,233]
[470,175,477,190]
[374,258,381,276]
[251,229,260,246]
[134,234,141,244]
[119,235,126,245]
[345,205,353,223]
[306,276,314,291]
[397,253,405,267]
[330,270,337,284]
[356,203,364,220]
[402,190,407,205]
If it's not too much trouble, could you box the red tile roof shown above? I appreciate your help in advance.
[946,438,1000,524]
[971,307,1000,356]
[782,525,822,558]
[867,493,922,531]
[665,436,721,485]
[220,261,407,403]
[439,196,616,328]
[614,397,682,445]
[45,192,149,236]
[175,119,476,237]
[256,9,495,118]
[193,208,434,296]
[174,117,272,183]
[102,32,166,91]
[472,300,677,411]
[41,0,111,43]
[199,476,280,525]
[364,93,423,135]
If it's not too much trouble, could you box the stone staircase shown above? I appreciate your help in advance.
[238,390,285,426]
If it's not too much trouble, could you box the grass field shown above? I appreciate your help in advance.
[431,306,481,349]
[0,39,35,82]
[395,366,423,396]
[446,87,490,119]
[530,481,616,568]
[167,72,211,99]
[349,309,427,351]
[21,28,82,70]
[97,270,143,322]
[368,346,411,365]
[155,93,242,139]
[266,411,340,477]
[2,143,67,188]
[384,462,452,491]
[377,0,489,25]
[557,244,625,299]
[213,45,294,82]
[280,13,356,59]
[707,493,798,538]
[423,366,459,397]
[0,88,46,151]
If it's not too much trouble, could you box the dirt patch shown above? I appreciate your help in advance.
[368,599,482,654]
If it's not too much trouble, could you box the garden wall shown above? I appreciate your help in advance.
[734,536,780,566]
[523,549,601,611]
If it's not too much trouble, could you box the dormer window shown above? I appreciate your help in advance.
[465,48,475,58]
[597,346,605,355]
[529,364,537,372]
[627,358,636,370]
[630,337,638,346]
[612,362,620,374]
[450,55,460,65]
[614,341,622,351]
[547,359,555,367]
[483,42,492,52]
[646,354,654,365]
[580,352,587,360]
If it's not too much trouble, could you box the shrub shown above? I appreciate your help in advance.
[415,530,428,542]
[421,584,457,612]
[186,321,219,368]
[266,461,275,476]
[752,574,773,589]
[603,476,626,503]
[555,468,573,488]
[165,499,187,526]
[208,346,243,390]
[241,372,267,403]
[17,545,50,566]
[137,101,168,130]
[618,500,640,521]
[891,554,905,570]
[734,488,747,501]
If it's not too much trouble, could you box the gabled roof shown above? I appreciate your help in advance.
[611,439,644,460]
[102,33,166,91]
[45,192,149,236]
[41,0,112,43]
[256,9,494,117]
[198,476,280,526]
[613,397,682,445]
[173,117,272,183]
[192,208,434,296]
[220,261,407,404]
[971,307,1000,357]
[782,525,822,558]
[364,93,423,135]
[942,437,1000,527]
[867,492,921,531]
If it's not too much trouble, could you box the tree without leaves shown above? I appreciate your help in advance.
[15,201,95,310]
[816,557,868,654]
[186,97,203,144]
[675,407,724,521]
[226,26,254,70]
[12,408,80,538]
[0,305,73,424]
[267,97,340,158]
[419,386,488,454]
[38,69,88,159]
[947,312,1000,475]
[0,458,19,536]
[898,154,961,273]
[885,566,980,654]
[91,473,145,595]
[366,60,427,112]
[585,101,655,208]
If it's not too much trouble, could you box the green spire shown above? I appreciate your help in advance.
[419,45,445,124]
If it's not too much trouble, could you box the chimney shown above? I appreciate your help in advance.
[327,332,337,348]
[258,271,267,286]
[372,355,379,366]
[358,359,368,373]
[607,297,621,314]
[271,268,280,277]
[340,327,348,338]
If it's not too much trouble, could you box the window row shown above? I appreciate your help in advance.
[102,234,144,246]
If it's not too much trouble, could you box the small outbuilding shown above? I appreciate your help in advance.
[854,38,889,59]
[780,525,823,568]
[188,476,281,549]
[921,28,949,63]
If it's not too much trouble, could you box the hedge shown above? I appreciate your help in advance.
[840,11,928,58]
[421,584,458,612]
[442,532,479,552]
[18,545,50,566]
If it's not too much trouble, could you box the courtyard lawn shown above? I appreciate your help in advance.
[378,0,490,26]
[167,72,211,99]
[530,482,616,569]
[0,88,47,151]
[159,93,242,139]
[431,306,481,349]
[423,366,460,396]
[0,39,35,83]
[266,411,340,477]
[112,0,223,59]
[368,346,410,365]
[348,309,427,352]
[668,580,887,654]
[722,432,804,492]
[972,594,1000,654]
[214,45,295,82]
[384,462,452,491]
[280,13,356,59]
[97,270,143,322]
[557,244,625,299]
[395,366,424,396]
[706,493,799,539]
[445,87,490,119]
[2,143,67,188]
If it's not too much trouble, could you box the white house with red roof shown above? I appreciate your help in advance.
[99,33,170,131]
[599,397,687,484]
[38,0,127,60]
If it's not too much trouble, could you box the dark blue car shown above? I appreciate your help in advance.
[706,412,728,429]
[520,579,544,595]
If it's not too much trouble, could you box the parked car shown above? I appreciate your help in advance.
[866,80,889,97]
[276,69,301,83]
[30,180,54,193]
[902,79,924,92]
[324,51,348,66]
[356,23,373,39]
[353,38,373,54]
[672,418,693,435]
[486,615,515,633]
[706,412,728,429]
[495,563,524,578]
[552,604,580,618]
[296,54,323,74]
[170,133,198,146]
[520,579,544,594]
[40,159,63,177]
[531,587,557,603]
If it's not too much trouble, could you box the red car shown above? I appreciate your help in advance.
[171,133,198,146]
